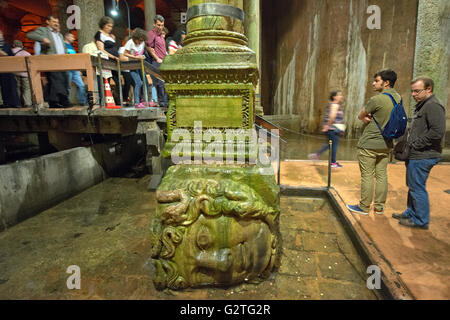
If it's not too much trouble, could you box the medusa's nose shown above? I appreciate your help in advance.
[195,248,233,272]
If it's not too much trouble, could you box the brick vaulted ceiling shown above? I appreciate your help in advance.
[1,0,187,22]
[1,0,51,20]
[0,0,188,42]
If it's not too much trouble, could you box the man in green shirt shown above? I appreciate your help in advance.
[347,69,401,215]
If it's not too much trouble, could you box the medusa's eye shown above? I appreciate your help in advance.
[196,225,212,251]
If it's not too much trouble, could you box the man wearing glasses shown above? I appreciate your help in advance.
[392,76,446,229]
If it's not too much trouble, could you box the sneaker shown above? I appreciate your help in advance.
[135,102,147,109]
[331,162,343,168]
[308,153,319,160]
[346,204,369,215]
[148,101,157,108]
[374,208,384,215]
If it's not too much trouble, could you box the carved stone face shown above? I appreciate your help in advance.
[175,214,273,287]
[151,168,280,290]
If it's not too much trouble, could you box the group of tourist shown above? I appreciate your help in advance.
[0,13,185,109]
[85,14,184,108]
[309,69,445,230]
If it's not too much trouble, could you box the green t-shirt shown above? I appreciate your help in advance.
[357,88,401,150]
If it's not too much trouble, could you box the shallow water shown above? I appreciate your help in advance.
[0,176,378,300]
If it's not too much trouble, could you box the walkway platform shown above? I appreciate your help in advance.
[280,160,450,300]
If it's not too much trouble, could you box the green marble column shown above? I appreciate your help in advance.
[151,0,280,290]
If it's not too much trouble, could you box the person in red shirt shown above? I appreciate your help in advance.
[145,15,169,107]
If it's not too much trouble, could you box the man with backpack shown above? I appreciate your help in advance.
[347,69,404,215]
[392,76,446,229]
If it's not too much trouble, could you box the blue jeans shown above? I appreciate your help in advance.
[150,60,168,106]
[151,86,158,103]
[316,130,340,163]
[130,71,149,104]
[68,70,86,105]
[402,158,440,226]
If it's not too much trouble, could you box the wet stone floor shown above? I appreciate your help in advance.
[0,176,378,300]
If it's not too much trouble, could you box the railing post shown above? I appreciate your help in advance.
[328,139,332,189]
[117,59,123,107]
[97,53,105,108]
[141,59,149,107]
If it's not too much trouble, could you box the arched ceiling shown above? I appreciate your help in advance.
[1,0,51,20]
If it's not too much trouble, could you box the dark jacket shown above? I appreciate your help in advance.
[408,95,446,160]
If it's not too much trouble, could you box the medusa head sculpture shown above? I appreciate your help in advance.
[150,169,280,290]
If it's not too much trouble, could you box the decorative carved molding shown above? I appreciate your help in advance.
[178,45,253,54]
[164,69,258,86]
[184,30,249,46]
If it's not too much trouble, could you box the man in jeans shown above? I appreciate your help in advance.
[146,15,168,107]
[392,76,446,229]
[347,69,401,215]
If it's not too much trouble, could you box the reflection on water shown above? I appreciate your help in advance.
[0,176,378,300]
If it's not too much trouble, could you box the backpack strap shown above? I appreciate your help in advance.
[382,92,401,106]
[372,93,402,135]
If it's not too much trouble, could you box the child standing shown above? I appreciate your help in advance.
[123,28,149,108]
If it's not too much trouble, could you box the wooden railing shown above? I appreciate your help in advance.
[0,53,163,111]
[90,55,163,108]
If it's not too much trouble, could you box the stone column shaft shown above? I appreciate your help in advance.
[244,0,263,115]
[413,0,450,111]
[73,0,105,50]
[145,0,156,31]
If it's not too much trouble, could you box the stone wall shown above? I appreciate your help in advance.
[0,147,106,231]
[413,0,450,146]
[262,0,419,137]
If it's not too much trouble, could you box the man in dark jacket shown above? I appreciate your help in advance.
[392,76,446,229]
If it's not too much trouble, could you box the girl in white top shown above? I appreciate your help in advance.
[123,28,149,108]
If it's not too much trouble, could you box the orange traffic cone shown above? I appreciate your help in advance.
[103,78,121,109]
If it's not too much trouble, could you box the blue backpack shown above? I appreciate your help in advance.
[373,93,407,140]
